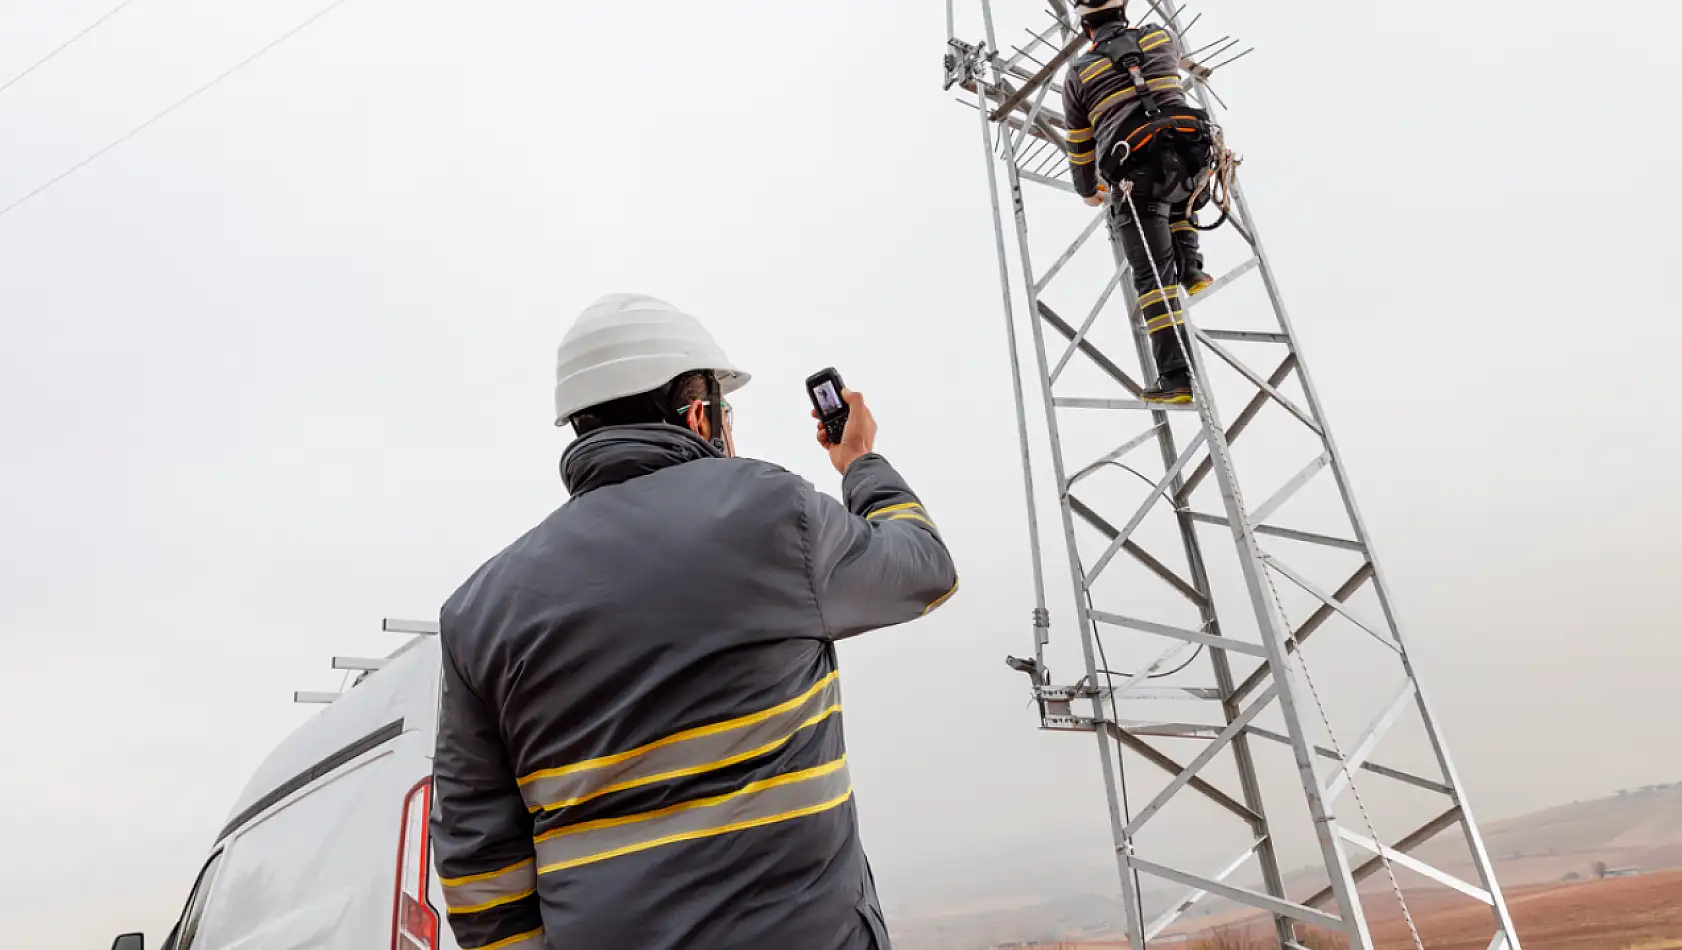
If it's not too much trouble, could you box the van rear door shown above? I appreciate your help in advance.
[178,636,445,950]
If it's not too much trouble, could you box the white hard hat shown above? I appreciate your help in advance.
[553,293,751,426]
[1073,0,1128,15]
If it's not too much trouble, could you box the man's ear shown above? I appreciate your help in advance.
[683,400,710,439]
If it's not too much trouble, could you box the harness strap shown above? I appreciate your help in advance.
[1094,28,1162,118]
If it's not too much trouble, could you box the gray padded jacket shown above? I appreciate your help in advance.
[430,424,959,950]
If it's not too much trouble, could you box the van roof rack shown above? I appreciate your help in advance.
[292,617,437,705]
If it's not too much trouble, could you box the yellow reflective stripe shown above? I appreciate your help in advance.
[1080,60,1113,83]
[440,858,538,916]
[536,757,846,844]
[1171,221,1196,233]
[535,759,853,874]
[1090,88,1135,118]
[1070,154,1097,166]
[1139,285,1184,307]
[871,503,941,531]
[449,887,535,916]
[1140,31,1171,51]
[1147,76,1182,90]
[532,703,842,813]
[464,928,545,950]
[924,578,960,615]
[522,675,844,814]
[1066,127,1094,144]
[438,858,534,888]
[517,670,840,787]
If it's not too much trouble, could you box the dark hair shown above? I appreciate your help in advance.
[1082,9,1127,30]
[570,371,713,437]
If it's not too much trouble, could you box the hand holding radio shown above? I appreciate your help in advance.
[806,367,876,475]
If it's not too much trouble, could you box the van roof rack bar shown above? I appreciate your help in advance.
[382,618,439,635]
[331,656,388,672]
[294,691,343,705]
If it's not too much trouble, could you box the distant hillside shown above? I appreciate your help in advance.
[890,782,1682,949]
[1412,781,1682,887]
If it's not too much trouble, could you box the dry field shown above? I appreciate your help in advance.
[1165,867,1682,950]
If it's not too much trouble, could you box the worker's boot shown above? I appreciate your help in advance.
[1143,372,1194,405]
[1172,220,1212,295]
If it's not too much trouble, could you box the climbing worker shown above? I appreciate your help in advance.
[429,293,959,950]
[1063,0,1216,404]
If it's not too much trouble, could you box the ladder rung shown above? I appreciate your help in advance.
[1117,721,1225,739]
[1202,328,1289,344]
[1055,397,1198,412]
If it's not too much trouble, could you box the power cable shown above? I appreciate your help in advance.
[0,0,357,223]
[0,0,144,99]
[1072,519,1204,939]
[1068,460,1205,681]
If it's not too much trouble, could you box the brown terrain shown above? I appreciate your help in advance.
[1156,868,1682,949]
[892,783,1682,950]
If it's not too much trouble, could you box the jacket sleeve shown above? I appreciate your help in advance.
[1062,66,1099,198]
[430,639,545,950]
[804,453,959,640]
[1139,23,1190,96]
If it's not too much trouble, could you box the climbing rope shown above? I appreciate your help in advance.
[1117,184,1426,950]
[1287,617,1427,950]
[1185,123,1253,246]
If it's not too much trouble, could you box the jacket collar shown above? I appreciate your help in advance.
[560,424,721,496]
[1092,20,1133,44]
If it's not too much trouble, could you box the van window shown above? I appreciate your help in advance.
[163,850,226,950]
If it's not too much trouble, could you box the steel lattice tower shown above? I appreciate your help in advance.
[943,2,1521,947]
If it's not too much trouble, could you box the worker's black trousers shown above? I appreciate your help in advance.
[1106,183,1198,383]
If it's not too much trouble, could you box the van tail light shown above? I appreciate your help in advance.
[393,778,440,950]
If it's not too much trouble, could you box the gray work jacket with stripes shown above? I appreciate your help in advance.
[430,424,959,950]
[1062,21,1188,198]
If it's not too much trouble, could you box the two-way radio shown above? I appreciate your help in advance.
[805,367,850,445]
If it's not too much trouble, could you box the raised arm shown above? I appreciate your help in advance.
[804,389,958,640]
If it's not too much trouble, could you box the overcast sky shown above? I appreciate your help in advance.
[2,0,1679,946]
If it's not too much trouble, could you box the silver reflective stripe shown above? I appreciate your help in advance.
[464,927,545,950]
[535,757,852,875]
[440,859,537,916]
[518,672,842,814]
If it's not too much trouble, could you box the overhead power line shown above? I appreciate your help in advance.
[0,0,144,98]
[0,0,356,224]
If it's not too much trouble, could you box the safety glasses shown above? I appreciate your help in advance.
[694,400,734,429]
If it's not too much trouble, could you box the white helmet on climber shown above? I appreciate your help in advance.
[553,293,751,426]
[1072,0,1128,18]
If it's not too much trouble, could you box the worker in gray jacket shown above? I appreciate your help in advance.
[430,293,959,950]
[1064,0,1216,405]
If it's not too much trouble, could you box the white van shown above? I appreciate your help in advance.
[108,626,454,950]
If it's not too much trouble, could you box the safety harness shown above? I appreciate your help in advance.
[1089,26,1216,212]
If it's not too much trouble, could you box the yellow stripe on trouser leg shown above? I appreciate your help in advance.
[1143,295,1184,335]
